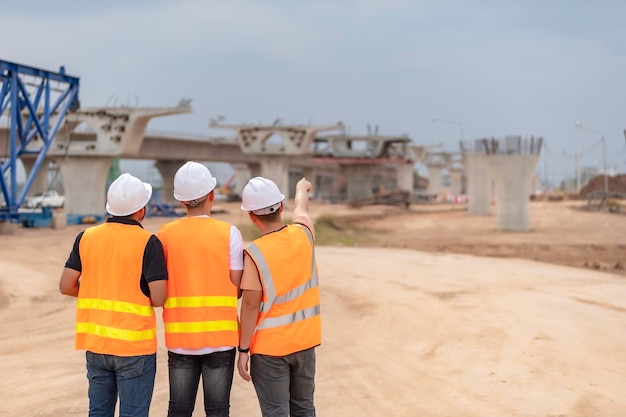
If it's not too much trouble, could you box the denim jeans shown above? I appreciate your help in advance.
[167,349,236,417]
[250,348,316,417]
[85,351,157,417]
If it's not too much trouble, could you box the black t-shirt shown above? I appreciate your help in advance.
[65,217,168,297]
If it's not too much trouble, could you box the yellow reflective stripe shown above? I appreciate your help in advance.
[164,296,238,309]
[76,322,156,341]
[164,320,239,334]
[77,298,153,317]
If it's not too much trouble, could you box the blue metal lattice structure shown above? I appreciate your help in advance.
[0,60,80,221]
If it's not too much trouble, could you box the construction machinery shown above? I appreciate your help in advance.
[216,173,239,202]
[0,59,80,223]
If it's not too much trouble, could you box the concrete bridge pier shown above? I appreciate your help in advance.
[426,163,445,195]
[60,156,113,217]
[489,154,539,231]
[448,167,464,196]
[342,164,375,201]
[463,152,492,216]
[20,158,51,196]
[53,105,191,219]
[155,160,186,204]
[259,156,291,198]
[396,163,414,194]
[232,163,250,198]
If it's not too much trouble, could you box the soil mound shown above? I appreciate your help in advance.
[579,174,626,197]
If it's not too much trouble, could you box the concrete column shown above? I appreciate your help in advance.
[20,158,50,195]
[60,156,113,217]
[343,164,375,200]
[302,167,315,182]
[259,156,291,197]
[396,163,414,193]
[232,163,250,197]
[248,163,262,179]
[449,168,464,195]
[155,160,186,204]
[426,164,444,195]
[489,154,539,231]
[463,152,492,216]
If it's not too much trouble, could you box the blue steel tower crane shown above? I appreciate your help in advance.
[0,60,80,221]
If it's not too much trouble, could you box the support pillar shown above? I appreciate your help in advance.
[248,163,262,180]
[232,163,250,197]
[489,154,539,231]
[463,152,492,216]
[302,167,315,182]
[60,156,113,218]
[396,163,414,193]
[21,158,51,195]
[259,156,291,197]
[343,165,375,200]
[426,164,444,195]
[449,167,464,196]
[155,160,186,204]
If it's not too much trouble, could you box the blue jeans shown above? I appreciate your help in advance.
[167,349,236,417]
[85,351,157,417]
[250,348,316,417]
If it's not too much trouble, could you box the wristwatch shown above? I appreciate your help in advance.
[237,346,250,353]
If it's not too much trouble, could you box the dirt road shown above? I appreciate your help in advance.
[1,200,625,416]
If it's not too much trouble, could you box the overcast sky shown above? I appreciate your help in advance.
[3,0,626,184]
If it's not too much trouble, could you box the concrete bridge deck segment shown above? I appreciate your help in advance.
[209,121,344,155]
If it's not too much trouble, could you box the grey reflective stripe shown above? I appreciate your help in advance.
[246,243,276,313]
[273,271,318,306]
[256,304,321,330]
[301,226,318,289]
[249,225,319,323]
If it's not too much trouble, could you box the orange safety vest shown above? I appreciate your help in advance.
[76,223,156,356]
[245,225,321,356]
[159,217,239,350]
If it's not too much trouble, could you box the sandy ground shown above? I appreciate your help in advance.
[1,200,625,416]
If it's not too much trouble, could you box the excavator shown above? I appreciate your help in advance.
[216,174,239,202]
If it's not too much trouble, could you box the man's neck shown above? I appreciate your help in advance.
[261,221,285,235]
[186,204,211,217]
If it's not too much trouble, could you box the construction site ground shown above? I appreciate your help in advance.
[1,198,625,416]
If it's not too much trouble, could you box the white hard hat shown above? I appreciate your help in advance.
[173,161,217,202]
[241,177,285,215]
[106,173,152,217]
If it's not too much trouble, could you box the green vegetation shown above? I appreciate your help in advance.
[237,214,377,246]
[605,199,622,213]
[313,214,376,246]
[238,222,263,242]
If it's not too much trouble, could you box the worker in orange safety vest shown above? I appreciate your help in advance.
[237,176,321,417]
[59,173,168,417]
[158,161,244,417]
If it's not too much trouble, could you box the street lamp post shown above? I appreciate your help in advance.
[431,117,464,141]
[575,122,608,195]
